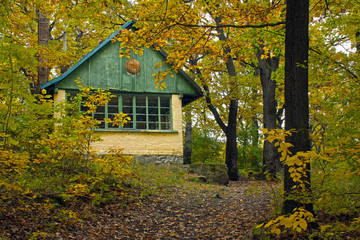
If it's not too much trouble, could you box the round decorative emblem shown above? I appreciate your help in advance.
[126,59,141,74]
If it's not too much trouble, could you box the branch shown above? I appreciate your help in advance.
[188,58,228,134]
[310,47,359,80]
[203,84,228,134]
[173,21,285,29]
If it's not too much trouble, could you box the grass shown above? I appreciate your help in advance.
[131,164,232,204]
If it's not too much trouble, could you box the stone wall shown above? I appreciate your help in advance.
[190,164,229,185]
[132,155,183,165]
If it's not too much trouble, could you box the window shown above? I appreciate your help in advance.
[121,95,172,130]
[68,92,172,131]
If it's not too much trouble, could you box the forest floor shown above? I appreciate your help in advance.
[2,165,359,239]
[52,181,278,239]
[1,164,280,240]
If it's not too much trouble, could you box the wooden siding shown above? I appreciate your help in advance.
[55,41,198,96]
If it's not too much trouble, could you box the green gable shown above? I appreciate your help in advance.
[41,22,202,106]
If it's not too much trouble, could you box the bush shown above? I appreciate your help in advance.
[237,121,262,173]
[191,128,224,164]
[0,82,138,237]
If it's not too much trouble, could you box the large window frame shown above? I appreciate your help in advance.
[68,91,173,131]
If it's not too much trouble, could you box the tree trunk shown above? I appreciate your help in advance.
[256,47,281,179]
[283,0,313,214]
[196,12,240,181]
[251,116,259,147]
[183,107,192,165]
[225,99,240,181]
[37,12,49,93]
[202,83,240,181]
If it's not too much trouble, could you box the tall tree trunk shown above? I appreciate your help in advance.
[256,47,280,179]
[251,115,259,147]
[37,12,49,93]
[213,15,240,181]
[283,0,313,214]
[183,107,192,165]
[225,99,239,180]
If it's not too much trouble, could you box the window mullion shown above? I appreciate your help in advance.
[170,96,173,130]
[118,95,122,130]
[158,96,161,130]
[105,103,108,129]
[146,96,149,130]
[133,95,137,129]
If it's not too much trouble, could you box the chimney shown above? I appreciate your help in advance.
[60,31,69,74]
[37,12,49,93]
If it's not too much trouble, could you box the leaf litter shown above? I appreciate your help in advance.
[1,181,277,239]
[70,181,275,239]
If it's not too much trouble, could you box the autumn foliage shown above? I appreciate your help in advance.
[1,0,360,239]
[0,80,138,238]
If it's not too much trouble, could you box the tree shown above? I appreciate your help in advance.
[255,46,282,178]
[183,105,193,164]
[117,0,285,180]
[283,0,312,214]
[0,0,129,93]
[257,1,360,237]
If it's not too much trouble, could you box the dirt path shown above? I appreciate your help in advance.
[62,181,277,239]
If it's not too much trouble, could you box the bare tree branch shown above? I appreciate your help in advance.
[173,21,285,29]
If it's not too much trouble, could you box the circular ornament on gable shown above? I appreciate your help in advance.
[126,59,141,74]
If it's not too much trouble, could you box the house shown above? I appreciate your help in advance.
[41,21,202,164]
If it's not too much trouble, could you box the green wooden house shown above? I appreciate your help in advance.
[41,21,202,164]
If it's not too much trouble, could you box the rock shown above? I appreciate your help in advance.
[190,164,229,185]
[186,173,207,183]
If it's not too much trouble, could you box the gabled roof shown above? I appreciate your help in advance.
[40,21,203,105]
[41,21,134,90]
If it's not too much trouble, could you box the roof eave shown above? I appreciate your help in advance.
[41,21,134,90]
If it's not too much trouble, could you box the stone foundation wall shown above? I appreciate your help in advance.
[132,155,183,165]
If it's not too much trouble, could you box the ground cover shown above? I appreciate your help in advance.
[0,165,277,239]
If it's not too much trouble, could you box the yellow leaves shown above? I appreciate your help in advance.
[76,80,114,115]
[66,183,91,198]
[92,148,134,184]
[263,128,293,161]
[263,128,293,143]
[112,112,131,127]
[0,148,29,176]
[153,69,173,90]
[104,118,112,124]
[280,216,294,229]
[119,49,131,58]
[258,208,315,236]
[262,128,312,189]
[158,82,167,90]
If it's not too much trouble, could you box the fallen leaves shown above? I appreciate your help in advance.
[0,181,277,239]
